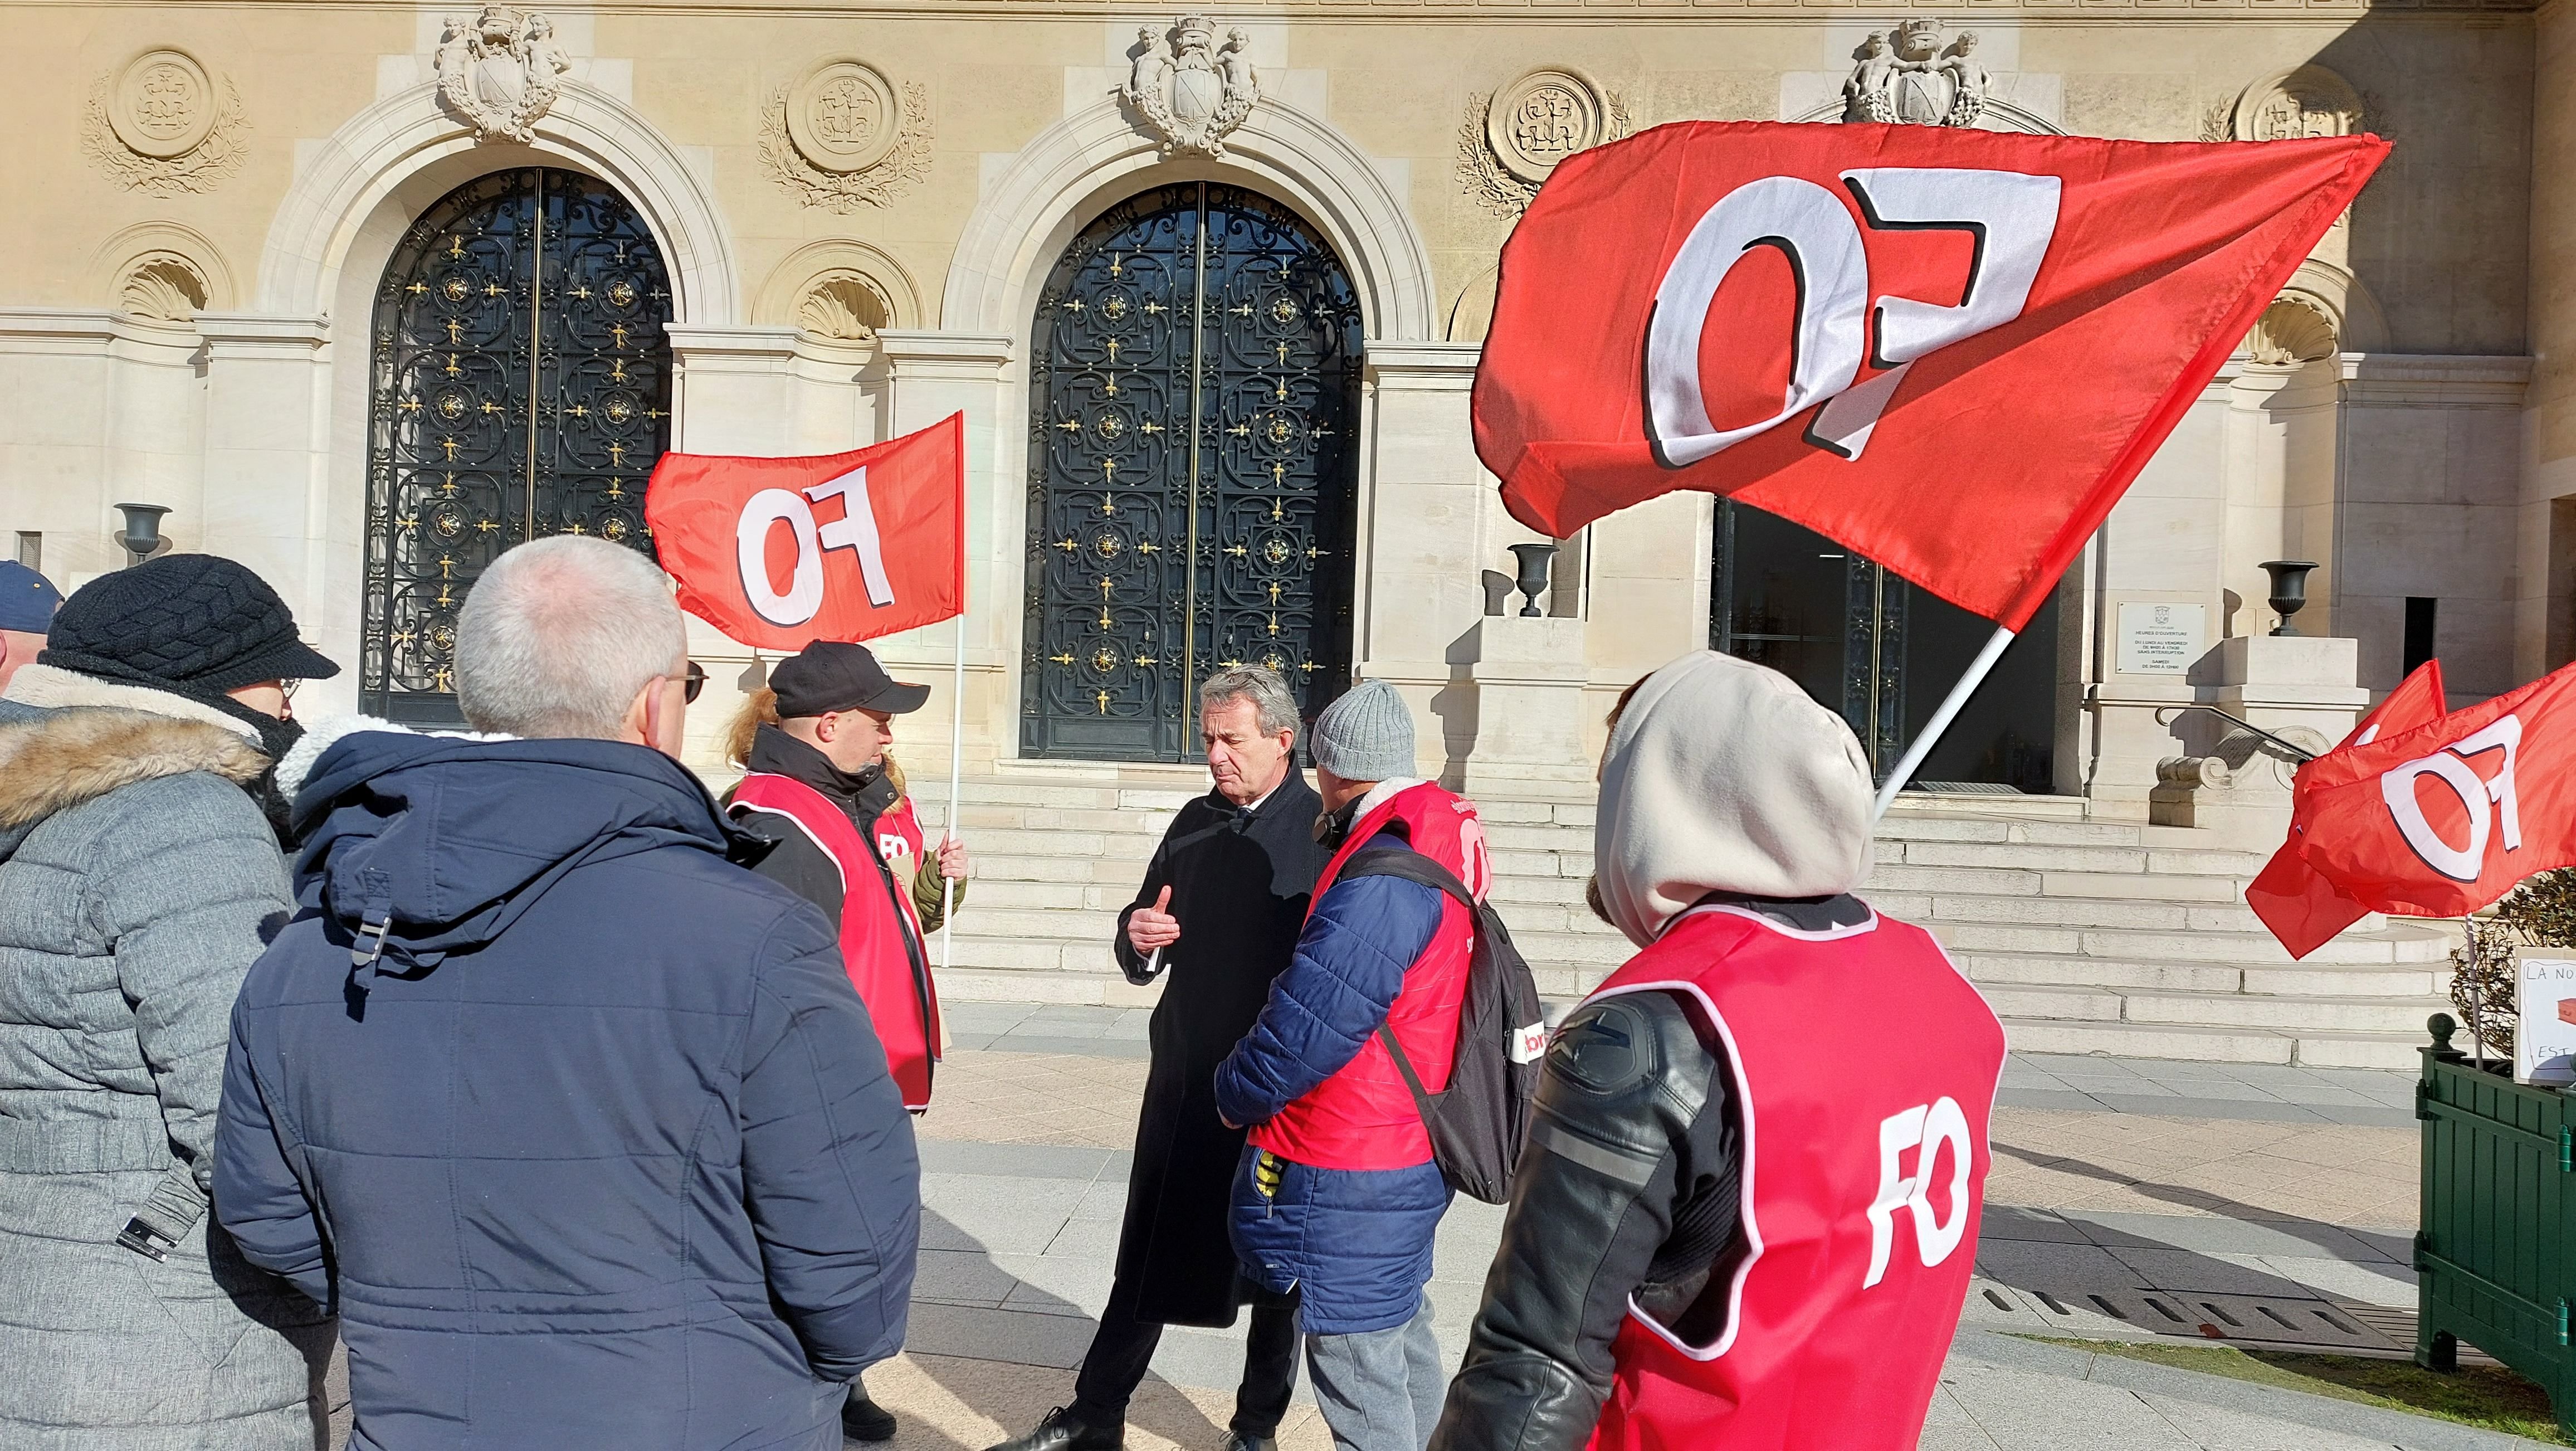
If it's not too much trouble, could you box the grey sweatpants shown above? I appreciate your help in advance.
[1304,1293,1446,1451]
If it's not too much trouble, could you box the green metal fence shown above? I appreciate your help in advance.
[2416,1012,2576,1434]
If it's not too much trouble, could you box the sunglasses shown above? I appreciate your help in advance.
[682,660,706,704]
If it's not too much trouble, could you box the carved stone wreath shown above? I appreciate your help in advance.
[760,72,931,213]
[83,49,247,195]
[1457,70,1629,219]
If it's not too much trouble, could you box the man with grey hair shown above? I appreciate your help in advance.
[991,666,1329,1451]
[216,537,923,1449]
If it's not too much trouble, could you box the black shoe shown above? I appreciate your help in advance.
[983,1405,1122,1451]
[842,1392,897,1443]
[1218,1434,1276,1451]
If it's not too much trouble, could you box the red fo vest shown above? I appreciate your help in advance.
[1250,782,1490,1171]
[731,774,943,1111]
[1583,903,2004,1451]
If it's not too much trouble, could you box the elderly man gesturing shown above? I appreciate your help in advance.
[992,667,1328,1451]
[214,537,920,1451]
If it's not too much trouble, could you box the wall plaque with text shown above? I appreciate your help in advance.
[2116,602,2205,674]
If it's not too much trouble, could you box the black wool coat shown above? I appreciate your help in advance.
[1108,770,1329,1327]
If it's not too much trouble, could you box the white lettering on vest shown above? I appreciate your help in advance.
[1864,1095,1974,1288]
[1646,168,2063,467]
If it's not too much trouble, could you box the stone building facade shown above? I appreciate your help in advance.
[0,0,2546,811]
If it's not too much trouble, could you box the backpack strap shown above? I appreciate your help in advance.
[1341,847,1476,1121]
[1338,845,1477,909]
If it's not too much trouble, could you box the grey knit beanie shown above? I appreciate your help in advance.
[1311,679,1415,781]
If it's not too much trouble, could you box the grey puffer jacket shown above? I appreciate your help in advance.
[0,691,331,1450]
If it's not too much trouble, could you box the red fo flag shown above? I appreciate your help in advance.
[2252,662,2576,955]
[1475,122,2387,629]
[2246,660,2446,958]
[646,413,965,650]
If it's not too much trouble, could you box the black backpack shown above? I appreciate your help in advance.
[1338,848,1546,1205]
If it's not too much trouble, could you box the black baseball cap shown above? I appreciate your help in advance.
[769,640,931,717]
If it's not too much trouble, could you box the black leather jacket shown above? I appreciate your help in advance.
[1431,893,1869,1451]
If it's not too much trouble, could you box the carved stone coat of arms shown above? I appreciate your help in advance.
[1118,15,1258,157]
[1842,19,1990,129]
[436,6,572,144]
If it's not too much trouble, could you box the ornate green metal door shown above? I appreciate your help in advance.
[1023,182,1363,761]
[362,167,673,724]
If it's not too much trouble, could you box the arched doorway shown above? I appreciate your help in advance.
[360,167,674,723]
[1021,182,1363,762]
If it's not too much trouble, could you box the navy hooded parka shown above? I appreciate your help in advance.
[214,731,920,1450]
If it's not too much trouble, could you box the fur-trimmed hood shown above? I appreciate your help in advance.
[0,705,269,853]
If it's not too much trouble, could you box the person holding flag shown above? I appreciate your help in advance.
[651,411,974,1448]
[720,640,965,1444]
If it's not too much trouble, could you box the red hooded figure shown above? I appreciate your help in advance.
[1431,651,2005,1451]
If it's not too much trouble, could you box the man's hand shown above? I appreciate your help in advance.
[935,835,968,881]
[1127,885,1180,954]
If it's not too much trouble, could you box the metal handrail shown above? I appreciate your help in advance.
[2150,703,2319,764]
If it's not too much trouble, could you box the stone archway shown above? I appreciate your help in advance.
[935,96,1438,761]
[943,99,1435,345]
[237,79,735,718]
[256,81,737,325]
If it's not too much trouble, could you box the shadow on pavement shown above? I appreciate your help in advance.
[877,1209,1234,1451]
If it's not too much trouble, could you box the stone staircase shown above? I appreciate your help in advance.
[913,763,2455,1071]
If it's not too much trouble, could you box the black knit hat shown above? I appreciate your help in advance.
[41,553,339,694]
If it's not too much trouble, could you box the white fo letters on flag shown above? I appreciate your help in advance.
[734,465,900,627]
[2381,715,2524,883]
[1863,1096,1974,1289]
[1646,168,2063,468]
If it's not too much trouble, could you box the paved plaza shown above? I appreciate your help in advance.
[839,1003,2544,1451]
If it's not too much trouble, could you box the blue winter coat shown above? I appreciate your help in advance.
[213,731,920,1450]
[1215,824,1452,1334]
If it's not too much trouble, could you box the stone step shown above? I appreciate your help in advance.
[1985,981,2441,1036]
[1920,893,2374,937]
[1887,839,2273,876]
[966,878,1133,912]
[2121,989,2443,1035]
[1923,919,2450,966]
[935,966,1156,1009]
[1995,1016,2422,1072]
[1958,953,2246,995]
[1958,952,2446,1000]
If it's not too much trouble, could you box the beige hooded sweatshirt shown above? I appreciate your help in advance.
[1593,650,1878,950]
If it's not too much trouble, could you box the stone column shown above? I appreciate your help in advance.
[2076,361,2235,815]
[665,325,799,454]
[875,329,1016,766]
[1356,341,1494,778]
[194,314,340,700]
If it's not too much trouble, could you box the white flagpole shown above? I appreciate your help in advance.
[939,610,965,977]
[1870,624,2017,821]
